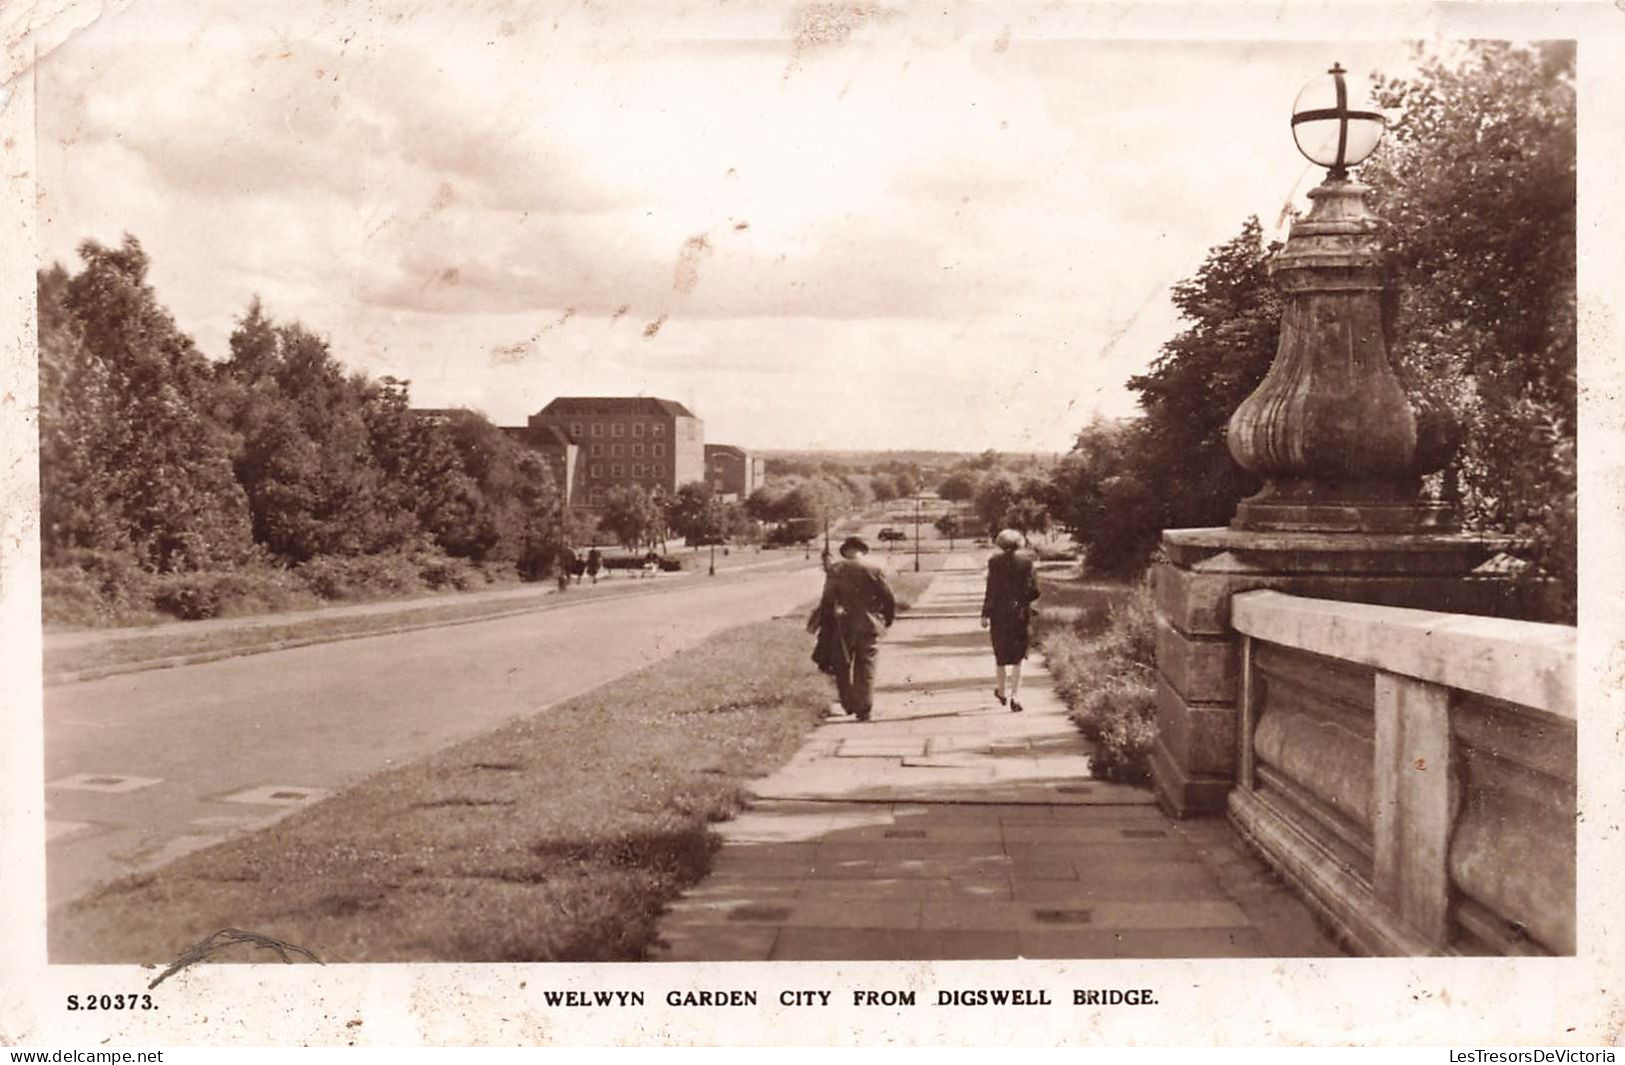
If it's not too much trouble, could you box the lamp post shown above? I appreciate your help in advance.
[1226,62,1451,533]
[913,494,922,573]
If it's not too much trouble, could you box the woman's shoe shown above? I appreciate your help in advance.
[1010,698,1024,713]
[993,689,1007,706]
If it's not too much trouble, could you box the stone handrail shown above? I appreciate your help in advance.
[1230,591,1575,718]
[1226,590,1576,956]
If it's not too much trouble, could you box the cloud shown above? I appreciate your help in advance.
[34,1,1431,450]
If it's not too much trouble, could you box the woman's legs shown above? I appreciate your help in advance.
[1008,662,1023,701]
[994,664,1008,699]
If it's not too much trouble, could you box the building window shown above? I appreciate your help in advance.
[611,443,624,458]
[633,423,646,437]
[590,443,603,457]
[652,424,664,437]
[571,422,583,438]
[611,464,624,477]
[653,443,665,457]
[632,443,644,457]
[632,463,644,477]
[612,423,624,437]
[592,423,604,437]
[589,488,604,505]
[590,463,603,479]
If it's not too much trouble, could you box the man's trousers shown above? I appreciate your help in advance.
[834,625,879,719]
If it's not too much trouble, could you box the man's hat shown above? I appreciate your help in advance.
[839,536,869,556]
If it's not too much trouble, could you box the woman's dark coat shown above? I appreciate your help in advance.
[982,550,1040,665]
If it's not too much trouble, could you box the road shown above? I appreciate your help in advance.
[43,564,824,906]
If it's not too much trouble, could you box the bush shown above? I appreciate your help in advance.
[41,567,130,627]
[150,568,312,620]
[416,553,478,591]
[516,541,557,583]
[1038,576,1158,786]
[44,549,155,619]
[296,554,424,601]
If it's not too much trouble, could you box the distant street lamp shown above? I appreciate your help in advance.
[1226,62,1451,534]
[913,494,922,573]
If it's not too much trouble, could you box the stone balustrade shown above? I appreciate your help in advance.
[1225,590,1576,955]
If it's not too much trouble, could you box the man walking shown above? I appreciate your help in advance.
[811,536,897,722]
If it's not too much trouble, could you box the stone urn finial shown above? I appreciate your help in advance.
[1226,63,1455,534]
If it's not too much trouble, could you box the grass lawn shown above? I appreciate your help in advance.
[50,570,936,965]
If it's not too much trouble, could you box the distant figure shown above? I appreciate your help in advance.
[586,546,602,584]
[808,536,896,722]
[981,528,1039,712]
[641,550,659,578]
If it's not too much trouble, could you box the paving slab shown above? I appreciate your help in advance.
[652,554,1344,962]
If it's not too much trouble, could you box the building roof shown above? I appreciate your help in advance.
[705,443,748,459]
[525,424,574,448]
[537,396,695,418]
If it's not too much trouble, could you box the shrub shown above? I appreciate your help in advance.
[296,554,424,601]
[45,549,155,616]
[150,568,312,620]
[41,567,125,627]
[1038,575,1158,786]
[416,553,478,591]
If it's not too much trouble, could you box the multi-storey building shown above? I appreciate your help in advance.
[525,397,704,508]
[704,444,764,501]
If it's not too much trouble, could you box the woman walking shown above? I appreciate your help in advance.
[980,528,1039,712]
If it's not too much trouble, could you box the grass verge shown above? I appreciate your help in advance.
[1034,571,1157,786]
[44,558,814,683]
[50,570,936,965]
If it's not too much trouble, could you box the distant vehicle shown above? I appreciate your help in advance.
[877,527,907,542]
[766,524,815,547]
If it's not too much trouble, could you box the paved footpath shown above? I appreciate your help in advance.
[654,555,1343,961]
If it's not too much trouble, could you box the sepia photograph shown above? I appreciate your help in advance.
[2,0,1620,1049]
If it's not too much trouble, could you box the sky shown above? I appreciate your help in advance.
[30,0,1435,453]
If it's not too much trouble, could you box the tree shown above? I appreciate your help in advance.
[57,236,254,572]
[599,484,659,551]
[1046,418,1164,575]
[666,481,727,544]
[221,303,410,561]
[973,474,1019,534]
[38,263,125,560]
[1125,216,1279,533]
[1364,41,1576,607]
[936,470,980,502]
[1004,493,1050,540]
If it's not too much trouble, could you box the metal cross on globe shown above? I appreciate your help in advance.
[1290,62,1386,179]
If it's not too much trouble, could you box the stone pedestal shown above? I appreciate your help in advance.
[1150,527,1515,818]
